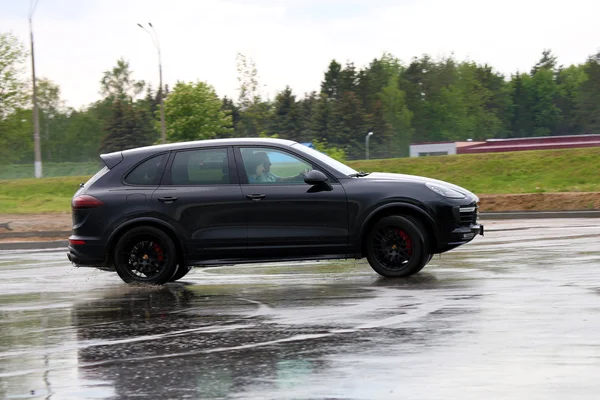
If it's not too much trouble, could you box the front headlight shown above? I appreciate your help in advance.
[425,183,466,199]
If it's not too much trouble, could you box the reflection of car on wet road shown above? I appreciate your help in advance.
[67,138,483,284]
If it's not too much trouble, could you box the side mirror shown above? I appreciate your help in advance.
[304,170,328,185]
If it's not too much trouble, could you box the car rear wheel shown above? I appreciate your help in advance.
[114,226,179,285]
[169,265,192,282]
[366,215,429,278]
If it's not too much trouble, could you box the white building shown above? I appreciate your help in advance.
[409,141,483,157]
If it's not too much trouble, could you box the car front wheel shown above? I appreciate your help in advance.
[114,226,179,285]
[366,215,429,278]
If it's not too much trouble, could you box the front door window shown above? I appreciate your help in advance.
[239,148,312,184]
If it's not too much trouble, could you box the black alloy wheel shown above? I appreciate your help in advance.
[366,215,429,278]
[114,226,178,284]
[372,226,415,268]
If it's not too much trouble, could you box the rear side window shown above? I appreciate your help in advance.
[169,148,229,185]
[124,154,167,185]
[84,166,109,188]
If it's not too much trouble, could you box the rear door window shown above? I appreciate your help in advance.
[169,148,230,185]
[124,154,167,185]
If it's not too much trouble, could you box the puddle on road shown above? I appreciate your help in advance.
[1,220,600,399]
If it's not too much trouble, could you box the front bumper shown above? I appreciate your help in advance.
[450,223,484,242]
[436,223,484,253]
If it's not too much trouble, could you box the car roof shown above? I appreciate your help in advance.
[105,138,299,159]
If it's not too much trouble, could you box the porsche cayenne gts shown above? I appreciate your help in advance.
[67,138,483,284]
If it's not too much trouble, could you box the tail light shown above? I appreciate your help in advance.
[72,195,104,209]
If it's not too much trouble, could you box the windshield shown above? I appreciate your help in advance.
[291,143,357,176]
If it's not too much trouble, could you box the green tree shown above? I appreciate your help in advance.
[531,49,557,75]
[236,53,261,109]
[427,84,470,141]
[100,58,145,101]
[576,53,600,133]
[235,53,271,137]
[220,96,241,138]
[358,54,401,114]
[0,32,28,118]
[328,91,368,158]
[35,78,70,162]
[163,81,232,142]
[100,99,155,153]
[530,67,562,136]
[509,72,535,137]
[269,86,301,140]
[472,64,512,138]
[401,55,458,142]
[312,138,346,162]
[364,99,389,158]
[132,86,160,145]
[310,93,331,142]
[451,62,505,140]
[98,59,154,152]
[61,109,104,162]
[555,64,587,134]
[379,75,413,157]
[297,91,317,143]
[338,62,358,96]
[0,109,32,164]
[321,60,342,99]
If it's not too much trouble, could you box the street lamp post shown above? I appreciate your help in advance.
[29,0,42,178]
[365,131,374,160]
[138,22,166,144]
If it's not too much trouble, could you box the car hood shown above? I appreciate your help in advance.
[363,172,479,202]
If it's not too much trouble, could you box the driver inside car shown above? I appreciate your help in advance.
[247,151,310,183]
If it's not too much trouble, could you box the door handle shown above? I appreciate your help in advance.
[245,194,266,201]
[158,196,178,203]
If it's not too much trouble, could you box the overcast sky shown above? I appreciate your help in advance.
[1,0,598,109]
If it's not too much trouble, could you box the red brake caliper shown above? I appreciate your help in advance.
[152,244,164,262]
[397,230,413,256]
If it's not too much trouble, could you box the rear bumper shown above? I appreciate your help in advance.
[67,243,107,269]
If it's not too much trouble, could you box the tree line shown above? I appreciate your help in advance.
[1,30,599,166]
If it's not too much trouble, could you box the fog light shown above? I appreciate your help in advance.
[462,233,475,240]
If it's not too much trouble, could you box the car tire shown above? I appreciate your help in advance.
[114,226,179,285]
[366,215,429,278]
[169,265,192,282]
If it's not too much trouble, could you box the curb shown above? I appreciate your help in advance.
[0,231,70,239]
[479,210,600,219]
[0,240,68,251]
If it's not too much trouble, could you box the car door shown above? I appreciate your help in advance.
[151,146,247,261]
[235,146,349,258]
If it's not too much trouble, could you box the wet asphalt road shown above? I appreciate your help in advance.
[1,218,599,400]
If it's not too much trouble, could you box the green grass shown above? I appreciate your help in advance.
[0,176,88,214]
[0,162,101,180]
[1,147,599,214]
[348,147,600,195]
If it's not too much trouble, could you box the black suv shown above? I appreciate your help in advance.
[67,138,483,284]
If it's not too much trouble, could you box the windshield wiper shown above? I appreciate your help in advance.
[349,171,371,177]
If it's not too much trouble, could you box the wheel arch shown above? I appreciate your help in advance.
[106,218,186,266]
[359,203,439,257]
